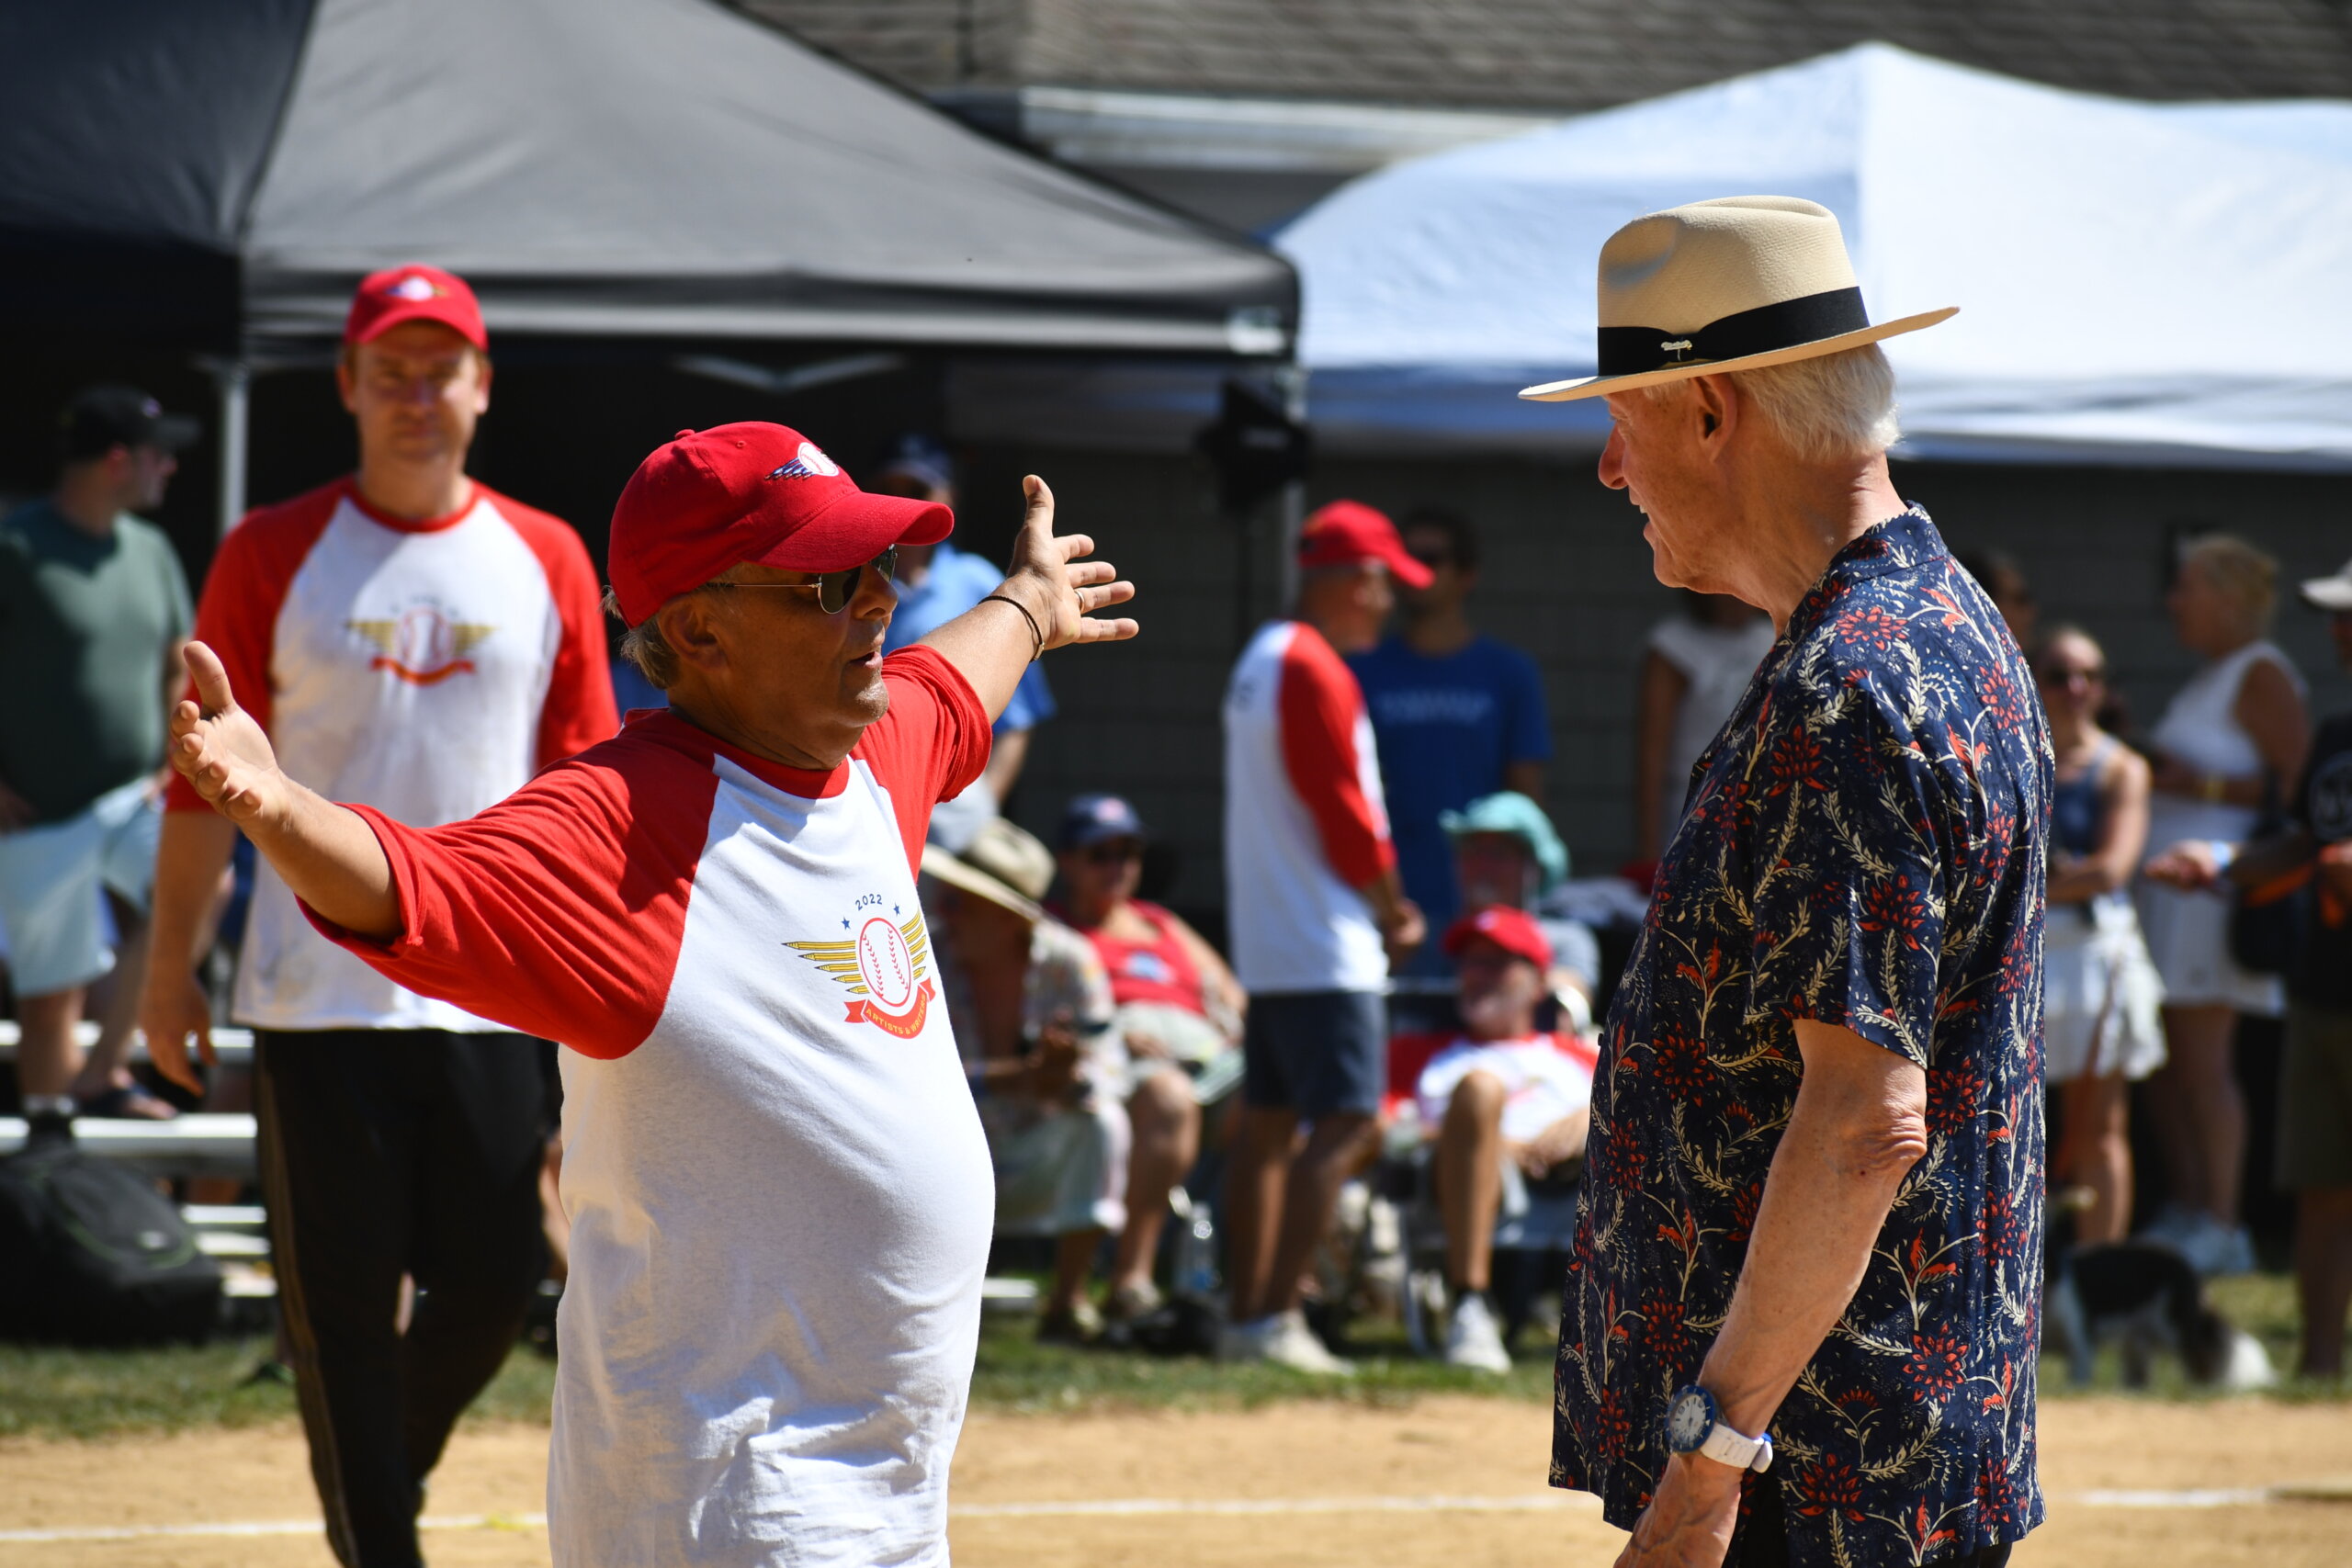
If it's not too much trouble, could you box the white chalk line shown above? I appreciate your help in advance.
[3,1484,2341,1544]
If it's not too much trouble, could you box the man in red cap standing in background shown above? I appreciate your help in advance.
[140,265,616,1568]
[153,419,1135,1563]
[1217,500,1428,1372]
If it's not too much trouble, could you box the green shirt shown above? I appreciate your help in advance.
[0,499,193,823]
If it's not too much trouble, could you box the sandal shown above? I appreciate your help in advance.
[74,1083,181,1121]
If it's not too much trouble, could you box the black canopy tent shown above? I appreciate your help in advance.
[1,0,1295,531]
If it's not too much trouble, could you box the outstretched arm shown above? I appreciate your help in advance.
[164,639,397,950]
[919,476,1136,723]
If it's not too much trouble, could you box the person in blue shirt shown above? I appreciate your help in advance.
[873,437,1055,814]
[1346,506,1551,950]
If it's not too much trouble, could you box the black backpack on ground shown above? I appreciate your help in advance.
[0,1122,222,1344]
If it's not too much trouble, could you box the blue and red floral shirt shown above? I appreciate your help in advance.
[1553,509,2049,1565]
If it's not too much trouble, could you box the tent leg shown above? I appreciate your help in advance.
[212,359,249,535]
[1275,364,1309,610]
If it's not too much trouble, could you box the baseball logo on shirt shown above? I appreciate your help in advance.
[787,908,935,1038]
[347,603,496,686]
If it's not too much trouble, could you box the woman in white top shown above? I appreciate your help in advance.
[1633,592,1775,861]
[2138,534,2309,1273]
[2035,626,2165,1245]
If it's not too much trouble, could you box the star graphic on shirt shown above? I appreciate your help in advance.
[842,918,852,930]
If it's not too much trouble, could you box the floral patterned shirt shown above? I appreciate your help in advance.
[1552,509,2050,1565]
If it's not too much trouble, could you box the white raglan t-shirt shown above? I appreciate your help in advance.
[167,478,616,1031]
[310,648,995,1566]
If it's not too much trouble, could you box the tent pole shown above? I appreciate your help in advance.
[213,359,249,535]
[1275,363,1308,611]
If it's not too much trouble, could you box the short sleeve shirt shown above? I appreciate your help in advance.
[1553,510,2051,1565]
[1347,634,1552,928]
[0,502,192,821]
[883,539,1056,735]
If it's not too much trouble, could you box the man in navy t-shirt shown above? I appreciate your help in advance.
[1347,506,1551,944]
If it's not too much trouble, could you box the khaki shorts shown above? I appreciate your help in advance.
[2278,1003,2352,1190]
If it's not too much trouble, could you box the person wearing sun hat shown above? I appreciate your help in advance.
[1531,197,2048,1568]
[134,262,619,1568]
[150,409,1137,1562]
[1217,497,1430,1373]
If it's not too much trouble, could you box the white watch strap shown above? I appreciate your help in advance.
[1696,1420,1774,1472]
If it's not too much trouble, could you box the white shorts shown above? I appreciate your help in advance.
[2134,878,2284,1016]
[2042,898,2167,1082]
[0,777,162,998]
[980,1090,1130,1238]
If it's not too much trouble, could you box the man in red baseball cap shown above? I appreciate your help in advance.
[1385,904,1596,1372]
[141,262,616,1568]
[154,421,1136,1562]
[1216,498,1430,1373]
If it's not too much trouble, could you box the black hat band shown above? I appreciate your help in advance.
[1595,287,1870,378]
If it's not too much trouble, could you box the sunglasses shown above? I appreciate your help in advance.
[1081,840,1143,865]
[715,547,899,615]
[2037,664,2105,687]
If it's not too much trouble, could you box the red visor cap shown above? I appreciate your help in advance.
[1442,904,1553,972]
[345,264,488,350]
[607,423,954,626]
[1295,499,1434,589]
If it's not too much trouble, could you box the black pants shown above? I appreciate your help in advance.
[1730,1466,2014,1567]
[255,1030,549,1568]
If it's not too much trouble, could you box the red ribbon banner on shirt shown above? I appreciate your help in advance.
[843,979,935,1039]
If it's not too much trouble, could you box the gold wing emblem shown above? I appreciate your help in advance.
[451,623,496,655]
[786,913,930,998]
[346,619,398,653]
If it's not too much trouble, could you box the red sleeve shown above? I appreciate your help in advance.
[1276,626,1395,887]
[301,726,716,1059]
[481,487,620,765]
[853,645,993,875]
[165,483,344,812]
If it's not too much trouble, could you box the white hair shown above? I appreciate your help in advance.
[1644,343,1900,462]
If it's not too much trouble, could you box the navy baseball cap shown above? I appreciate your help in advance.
[60,386,198,462]
[1060,793,1147,850]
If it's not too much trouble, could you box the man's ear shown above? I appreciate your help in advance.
[1690,374,1738,449]
[658,594,728,673]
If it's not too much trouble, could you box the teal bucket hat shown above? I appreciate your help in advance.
[1438,791,1569,894]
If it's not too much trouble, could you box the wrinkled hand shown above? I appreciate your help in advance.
[1511,1121,1585,1179]
[140,967,215,1095]
[167,641,292,828]
[1003,476,1138,651]
[2143,840,2222,891]
[1613,1453,1742,1568]
[0,774,32,833]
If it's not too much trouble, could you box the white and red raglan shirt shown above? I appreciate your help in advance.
[305,647,995,1567]
[1221,619,1396,995]
[165,479,616,1032]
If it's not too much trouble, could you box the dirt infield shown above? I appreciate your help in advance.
[3,1396,2348,1566]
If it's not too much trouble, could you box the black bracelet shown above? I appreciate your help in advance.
[981,592,1045,661]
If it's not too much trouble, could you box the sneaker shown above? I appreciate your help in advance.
[1036,1299,1103,1346]
[1219,1310,1356,1375]
[2137,1203,2197,1250]
[1104,1280,1165,1324]
[1442,1292,1512,1374]
[2176,1216,2257,1277]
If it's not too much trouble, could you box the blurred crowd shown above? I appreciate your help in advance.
[5,262,2351,1455]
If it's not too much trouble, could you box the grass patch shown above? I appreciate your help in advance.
[1,1271,2337,1442]
[0,1337,558,1442]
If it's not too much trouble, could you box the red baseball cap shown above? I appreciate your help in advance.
[1443,904,1554,971]
[1296,500,1434,590]
[345,264,487,350]
[607,423,954,626]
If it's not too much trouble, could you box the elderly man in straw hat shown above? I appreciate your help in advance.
[1525,197,2049,1567]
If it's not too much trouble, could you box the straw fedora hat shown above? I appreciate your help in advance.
[920,817,1054,924]
[1519,196,1956,402]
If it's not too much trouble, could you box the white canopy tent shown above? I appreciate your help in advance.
[1277,44,2352,469]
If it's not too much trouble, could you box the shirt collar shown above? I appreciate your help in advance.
[1785,504,1942,638]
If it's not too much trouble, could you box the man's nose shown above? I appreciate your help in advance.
[1598,426,1629,491]
[853,560,899,619]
